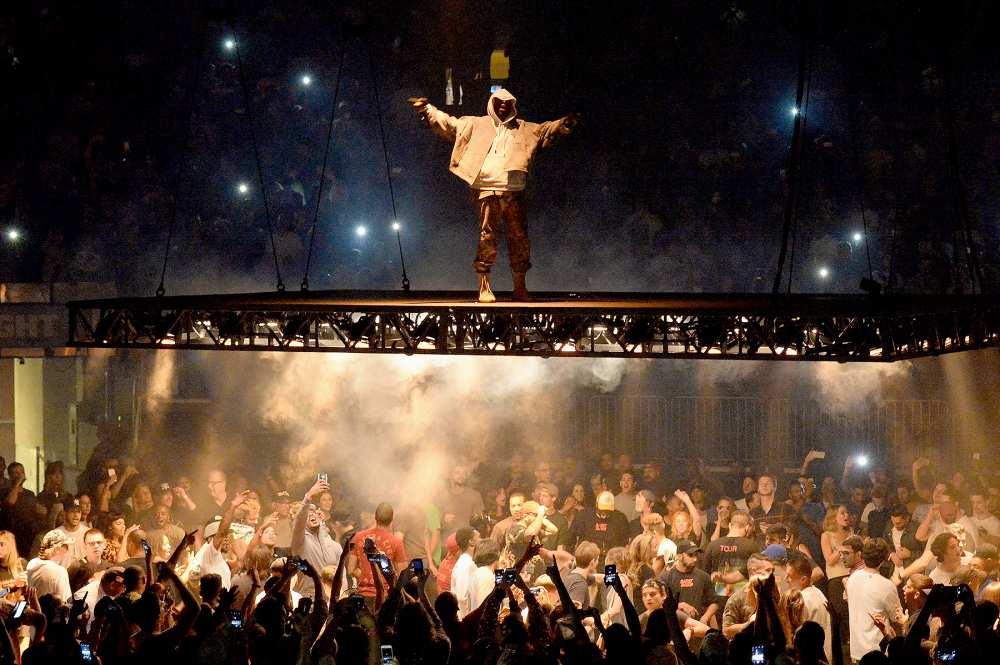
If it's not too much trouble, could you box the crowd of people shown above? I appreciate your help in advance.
[0,444,997,665]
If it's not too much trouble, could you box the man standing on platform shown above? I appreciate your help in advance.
[409,90,578,302]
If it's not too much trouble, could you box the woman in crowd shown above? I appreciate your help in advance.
[600,546,631,628]
[99,511,127,562]
[0,530,24,588]
[560,483,587,527]
[488,487,508,524]
[821,504,854,651]
[626,531,658,607]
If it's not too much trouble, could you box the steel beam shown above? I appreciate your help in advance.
[65,291,1000,361]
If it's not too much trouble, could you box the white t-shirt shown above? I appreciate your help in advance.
[255,588,303,608]
[469,566,496,614]
[920,516,979,557]
[845,568,901,662]
[193,540,232,589]
[55,524,89,566]
[969,514,1000,538]
[657,538,677,567]
[929,564,961,586]
[26,557,72,603]
[450,552,477,617]
[800,585,833,664]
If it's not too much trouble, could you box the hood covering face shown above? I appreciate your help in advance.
[487,88,517,125]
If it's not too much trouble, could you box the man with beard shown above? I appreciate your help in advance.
[439,464,484,539]
[490,491,525,547]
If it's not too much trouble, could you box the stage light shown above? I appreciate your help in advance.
[391,221,401,232]
[790,106,800,117]
[355,225,367,237]
[300,74,312,87]
[817,266,830,279]
[5,228,21,242]
[855,454,869,467]
[237,182,250,195]
[852,232,863,243]
[223,38,236,51]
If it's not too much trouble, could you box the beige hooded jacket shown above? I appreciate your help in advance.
[421,88,574,188]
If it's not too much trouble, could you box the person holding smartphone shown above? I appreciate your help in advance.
[291,476,343,600]
[348,501,407,602]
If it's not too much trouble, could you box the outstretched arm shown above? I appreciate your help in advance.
[535,113,580,148]
[408,97,462,141]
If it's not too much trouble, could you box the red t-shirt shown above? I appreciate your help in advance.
[351,526,407,597]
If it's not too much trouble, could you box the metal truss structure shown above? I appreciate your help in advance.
[66,290,1000,362]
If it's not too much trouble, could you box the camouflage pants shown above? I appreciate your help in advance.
[473,190,531,274]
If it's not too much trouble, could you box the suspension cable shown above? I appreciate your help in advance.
[772,0,811,295]
[366,34,410,290]
[156,24,207,297]
[230,23,285,291]
[301,44,348,291]
[786,46,813,294]
[847,103,875,282]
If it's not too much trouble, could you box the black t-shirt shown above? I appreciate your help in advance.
[661,566,716,617]
[704,536,759,598]
[568,509,631,558]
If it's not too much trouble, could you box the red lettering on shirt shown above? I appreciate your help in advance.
[680,578,695,588]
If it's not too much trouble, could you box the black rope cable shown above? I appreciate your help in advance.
[847,103,875,282]
[785,45,813,294]
[366,34,410,291]
[156,23,207,297]
[229,23,285,291]
[301,43,348,291]
[772,0,811,294]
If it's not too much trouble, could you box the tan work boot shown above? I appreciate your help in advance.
[478,273,496,303]
[512,272,532,301]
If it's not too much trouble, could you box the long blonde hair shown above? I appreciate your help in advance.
[0,531,23,576]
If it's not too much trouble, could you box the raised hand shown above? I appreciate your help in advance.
[230,489,253,510]
[407,97,429,111]
[304,479,329,502]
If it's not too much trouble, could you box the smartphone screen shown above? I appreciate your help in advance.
[503,568,518,584]
[227,610,243,629]
[318,472,328,483]
[12,600,27,619]
[604,564,618,586]
[380,644,394,664]
[378,556,392,575]
[411,558,423,573]
[80,643,94,662]
[494,569,504,584]
[751,645,766,665]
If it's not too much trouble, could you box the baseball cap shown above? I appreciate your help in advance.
[675,539,703,555]
[41,529,73,551]
[762,544,788,561]
[203,516,223,539]
[66,498,83,512]
[596,491,616,511]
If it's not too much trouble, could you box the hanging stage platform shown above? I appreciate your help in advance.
[65,290,999,362]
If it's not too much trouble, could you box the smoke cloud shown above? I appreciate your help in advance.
[199,353,633,508]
